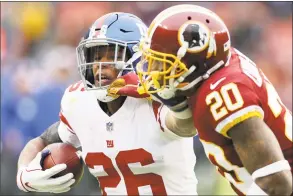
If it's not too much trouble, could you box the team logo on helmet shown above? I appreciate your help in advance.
[178,21,210,53]
[89,25,108,39]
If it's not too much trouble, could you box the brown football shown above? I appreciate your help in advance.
[42,143,84,186]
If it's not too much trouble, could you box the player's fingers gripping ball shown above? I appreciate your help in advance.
[42,143,84,187]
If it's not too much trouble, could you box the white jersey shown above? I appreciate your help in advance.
[58,81,198,195]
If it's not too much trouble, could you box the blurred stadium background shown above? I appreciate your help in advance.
[1,1,292,195]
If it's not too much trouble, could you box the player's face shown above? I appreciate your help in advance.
[90,45,124,86]
[140,54,169,86]
[149,60,165,86]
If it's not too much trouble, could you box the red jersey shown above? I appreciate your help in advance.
[189,48,292,195]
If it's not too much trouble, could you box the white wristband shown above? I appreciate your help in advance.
[252,160,291,180]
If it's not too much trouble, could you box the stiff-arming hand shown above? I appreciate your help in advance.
[107,72,188,113]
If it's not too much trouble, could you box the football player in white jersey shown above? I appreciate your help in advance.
[16,13,198,195]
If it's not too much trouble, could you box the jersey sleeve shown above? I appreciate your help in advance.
[151,102,185,139]
[57,83,82,148]
[195,74,265,139]
[58,111,81,148]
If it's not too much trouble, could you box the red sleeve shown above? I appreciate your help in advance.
[59,110,75,134]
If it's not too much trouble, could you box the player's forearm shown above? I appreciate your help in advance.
[165,109,197,137]
[17,137,47,169]
[18,121,62,169]
[230,117,292,195]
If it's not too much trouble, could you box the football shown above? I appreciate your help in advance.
[42,143,84,186]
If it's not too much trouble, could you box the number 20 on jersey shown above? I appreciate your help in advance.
[206,83,244,121]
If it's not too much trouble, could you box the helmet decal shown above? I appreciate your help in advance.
[178,21,210,53]
[89,25,108,39]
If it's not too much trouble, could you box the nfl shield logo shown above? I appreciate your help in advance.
[106,122,114,132]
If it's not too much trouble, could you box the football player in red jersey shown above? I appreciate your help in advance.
[108,4,293,195]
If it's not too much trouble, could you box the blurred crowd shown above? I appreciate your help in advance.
[1,2,292,195]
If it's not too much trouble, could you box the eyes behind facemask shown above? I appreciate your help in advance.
[86,44,128,63]
[78,41,135,88]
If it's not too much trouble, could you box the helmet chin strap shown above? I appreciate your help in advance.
[178,60,225,91]
[157,65,196,99]
[173,65,196,87]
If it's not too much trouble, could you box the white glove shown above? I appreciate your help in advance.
[16,149,75,193]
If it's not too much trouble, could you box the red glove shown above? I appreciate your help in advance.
[107,72,150,99]
[108,72,189,115]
